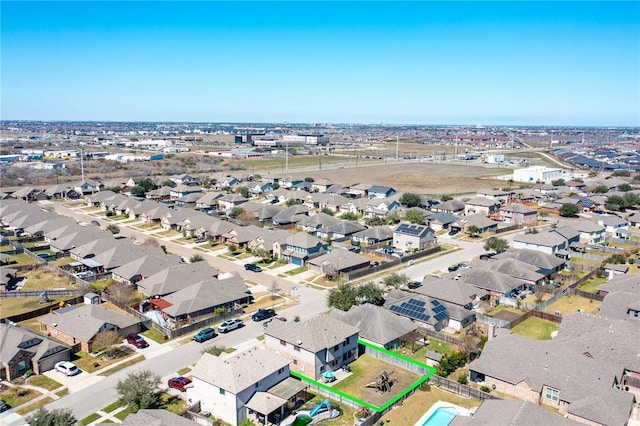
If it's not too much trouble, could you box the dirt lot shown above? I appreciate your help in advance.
[286,162,510,196]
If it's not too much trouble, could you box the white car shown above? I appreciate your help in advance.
[218,319,243,333]
[54,361,81,376]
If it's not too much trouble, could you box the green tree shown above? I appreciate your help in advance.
[130,185,147,197]
[320,207,335,216]
[356,282,384,306]
[613,170,631,177]
[385,211,401,224]
[593,185,609,194]
[286,199,301,207]
[551,178,565,187]
[236,186,250,198]
[605,195,627,211]
[382,273,409,289]
[440,194,453,202]
[467,225,481,237]
[483,237,509,253]
[189,254,204,262]
[107,186,122,193]
[327,282,358,311]
[115,370,161,413]
[26,407,76,426]
[304,177,315,182]
[623,192,640,207]
[617,183,633,192]
[399,192,421,208]
[404,210,425,225]
[161,179,176,188]
[229,207,244,218]
[340,212,359,221]
[559,203,580,217]
[106,224,120,234]
[138,178,157,193]
[365,216,386,226]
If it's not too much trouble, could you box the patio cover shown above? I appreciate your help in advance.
[245,392,287,415]
[69,258,102,268]
[268,377,308,400]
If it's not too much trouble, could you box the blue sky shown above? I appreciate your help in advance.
[2,1,639,126]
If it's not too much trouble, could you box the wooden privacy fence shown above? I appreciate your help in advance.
[428,375,500,402]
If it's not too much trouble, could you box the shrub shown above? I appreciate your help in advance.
[419,382,431,392]
[480,385,492,393]
[457,374,468,385]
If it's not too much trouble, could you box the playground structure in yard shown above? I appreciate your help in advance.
[287,400,340,426]
[364,371,396,393]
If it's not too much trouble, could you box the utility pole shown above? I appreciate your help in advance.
[396,133,399,162]
[80,149,85,182]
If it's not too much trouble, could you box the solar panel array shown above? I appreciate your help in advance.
[389,298,449,323]
[396,223,425,236]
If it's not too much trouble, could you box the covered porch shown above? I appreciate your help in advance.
[246,377,309,425]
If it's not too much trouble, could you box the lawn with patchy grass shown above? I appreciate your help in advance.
[331,354,422,408]
[8,253,38,266]
[384,386,480,425]
[545,294,600,315]
[27,375,62,391]
[98,355,145,376]
[0,387,41,410]
[285,266,308,276]
[246,295,284,313]
[511,317,559,340]
[72,349,135,373]
[55,388,69,397]
[21,269,75,291]
[579,276,607,293]
[142,327,168,344]
[16,396,53,415]
[78,413,101,426]
[0,297,66,319]
[393,338,457,362]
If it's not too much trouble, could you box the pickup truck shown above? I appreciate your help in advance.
[252,308,276,322]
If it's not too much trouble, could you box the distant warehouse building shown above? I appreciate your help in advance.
[282,134,330,146]
[512,166,565,184]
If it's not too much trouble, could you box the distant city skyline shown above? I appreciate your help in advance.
[2,1,639,126]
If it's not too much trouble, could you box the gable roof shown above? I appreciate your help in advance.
[447,268,523,294]
[328,304,416,346]
[137,262,219,297]
[264,314,359,353]
[451,400,581,426]
[352,225,394,240]
[111,254,181,280]
[40,304,139,342]
[306,250,370,270]
[417,276,489,306]
[0,323,70,368]
[499,203,537,214]
[493,249,566,271]
[284,232,325,249]
[161,277,248,317]
[115,409,196,426]
[191,347,289,394]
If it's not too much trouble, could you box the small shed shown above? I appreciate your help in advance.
[84,292,100,305]
[425,350,443,368]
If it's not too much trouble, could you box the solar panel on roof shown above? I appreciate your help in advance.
[434,312,448,321]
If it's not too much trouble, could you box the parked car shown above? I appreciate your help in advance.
[194,238,207,244]
[0,399,10,413]
[244,263,262,272]
[193,327,217,343]
[218,319,243,333]
[126,333,149,348]
[55,361,81,376]
[448,228,460,236]
[252,308,276,322]
[407,281,422,289]
[168,376,193,392]
[448,263,469,272]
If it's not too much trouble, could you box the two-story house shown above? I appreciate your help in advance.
[274,232,328,265]
[392,223,436,253]
[464,197,501,217]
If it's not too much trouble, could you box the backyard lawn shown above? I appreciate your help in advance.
[393,338,457,361]
[0,297,66,319]
[544,295,600,315]
[579,277,607,293]
[20,269,75,291]
[331,354,421,408]
[511,317,559,340]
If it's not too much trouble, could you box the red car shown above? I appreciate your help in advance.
[126,333,149,348]
[168,376,193,392]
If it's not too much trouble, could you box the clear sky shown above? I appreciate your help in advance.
[2,1,639,126]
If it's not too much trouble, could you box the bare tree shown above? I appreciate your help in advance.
[270,281,281,300]
[91,330,122,353]
[107,282,138,306]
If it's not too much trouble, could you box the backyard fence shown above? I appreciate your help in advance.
[416,326,464,347]
[0,289,78,299]
[360,344,431,376]
[507,309,563,330]
[2,295,84,322]
[608,237,640,247]
[475,314,511,329]
[428,375,500,402]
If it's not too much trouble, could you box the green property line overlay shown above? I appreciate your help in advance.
[291,339,437,413]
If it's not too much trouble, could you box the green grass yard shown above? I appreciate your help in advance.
[511,317,559,340]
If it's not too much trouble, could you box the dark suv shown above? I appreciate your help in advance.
[127,333,149,348]
[244,263,262,272]
[252,308,276,322]
[193,327,217,343]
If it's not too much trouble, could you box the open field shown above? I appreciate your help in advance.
[331,354,422,407]
[284,162,511,196]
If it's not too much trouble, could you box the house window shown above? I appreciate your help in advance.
[343,337,349,347]
[320,366,325,373]
[280,339,286,346]
[219,388,225,396]
[278,368,284,374]
[545,387,559,402]
[255,380,262,389]
[294,346,300,352]
[293,359,298,365]
[333,345,339,351]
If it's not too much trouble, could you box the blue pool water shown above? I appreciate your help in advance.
[422,407,458,426]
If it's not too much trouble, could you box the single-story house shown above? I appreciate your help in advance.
[306,250,371,278]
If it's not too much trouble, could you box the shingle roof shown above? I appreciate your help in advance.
[493,249,566,270]
[328,304,416,346]
[285,232,324,249]
[114,409,196,426]
[191,347,289,394]
[417,277,489,307]
[446,268,523,294]
[499,203,537,214]
[0,323,70,368]
[450,400,581,426]
[306,250,370,271]
[40,304,139,342]
[352,225,393,241]
[264,314,359,353]
[162,277,248,317]
[137,262,219,297]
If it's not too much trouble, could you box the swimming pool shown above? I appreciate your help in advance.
[421,407,458,426]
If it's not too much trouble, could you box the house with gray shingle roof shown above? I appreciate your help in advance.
[111,254,181,284]
[451,214,499,234]
[136,262,219,298]
[0,323,71,380]
[272,204,309,227]
[306,250,370,278]
[145,185,173,201]
[493,249,566,273]
[109,409,196,426]
[264,314,359,380]
[557,219,605,245]
[451,399,581,426]
[367,186,396,199]
[275,232,327,265]
[498,203,537,225]
[417,276,489,310]
[478,258,547,284]
[296,212,340,233]
[188,347,295,426]
[351,225,393,246]
[221,225,266,249]
[590,213,629,236]
[446,268,526,304]
[431,199,464,214]
[328,304,416,350]
[468,333,634,426]
[39,304,140,353]
[513,229,570,255]
[424,212,460,231]
[317,220,366,240]
[464,197,501,216]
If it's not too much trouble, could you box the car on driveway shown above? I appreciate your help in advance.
[448,263,469,272]
[252,308,276,322]
[407,281,422,289]
[244,263,262,272]
[218,319,243,333]
[127,333,149,348]
[0,399,9,413]
[193,327,217,343]
[55,361,81,376]
[168,376,193,392]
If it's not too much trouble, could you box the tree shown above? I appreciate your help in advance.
[202,345,226,356]
[91,330,122,353]
[385,211,401,224]
[340,212,358,221]
[327,282,358,311]
[617,183,633,192]
[286,199,301,207]
[115,370,161,413]
[404,210,425,225]
[236,186,250,198]
[161,179,176,188]
[106,224,120,234]
[320,207,335,216]
[399,192,421,208]
[623,192,640,208]
[382,273,409,289]
[356,282,384,306]
[365,216,386,226]
[605,195,627,211]
[130,186,147,197]
[483,237,509,253]
[440,194,453,202]
[189,254,204,263]
[613,170,631,177]
[229,207,244,218]
[27,407,76,426]
[466,225,481,238]
[236,210,259,226]
[551,178,565,187]
[460,323,483,363]
[107,282,138,306]
[559,203,580,217]
[269,281,281,300]
[593,185,609,194]
[304,177,315,182]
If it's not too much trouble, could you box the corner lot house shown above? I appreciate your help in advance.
[0,323,71,380]
[263,315,359,380]
[39,304,140,353]
[188,347,301,426]
[392,223,435,253]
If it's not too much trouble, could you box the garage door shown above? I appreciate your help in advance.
[291,257,303,266]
